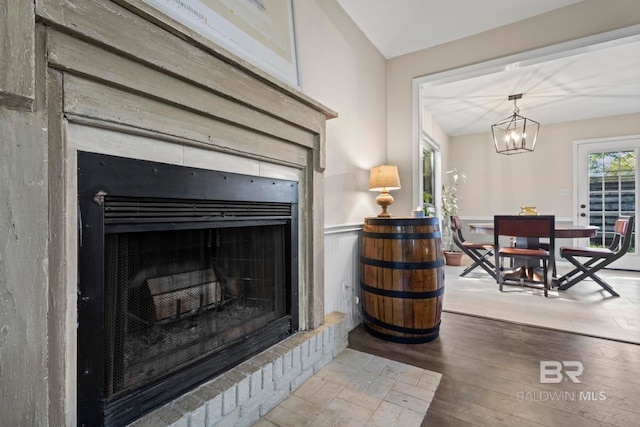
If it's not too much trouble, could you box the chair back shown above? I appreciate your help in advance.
[613,216,635,255]
[450,215,467,246]
[450,215,463,232]
[494,215,555,240]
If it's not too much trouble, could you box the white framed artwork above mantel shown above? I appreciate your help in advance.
[134,0,301,88]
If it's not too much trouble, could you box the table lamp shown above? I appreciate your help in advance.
[369,165,401,217]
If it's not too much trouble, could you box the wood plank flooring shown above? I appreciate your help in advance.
[348,312,640,427]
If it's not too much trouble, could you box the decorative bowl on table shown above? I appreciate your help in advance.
[518,206,538,216]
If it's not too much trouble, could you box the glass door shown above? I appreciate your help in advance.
[576,136,638,270]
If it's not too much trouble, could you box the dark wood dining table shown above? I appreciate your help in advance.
[468,222,599,283]
[469,222,599,239]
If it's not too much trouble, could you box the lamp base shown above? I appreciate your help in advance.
[376,191,394,217]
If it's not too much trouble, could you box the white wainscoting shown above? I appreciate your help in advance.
[324,223,363,332]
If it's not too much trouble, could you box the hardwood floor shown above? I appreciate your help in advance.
[348,312,640,426]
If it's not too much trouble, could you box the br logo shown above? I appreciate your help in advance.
[540,361,583,383]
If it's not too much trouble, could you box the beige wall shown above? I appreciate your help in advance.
[388,0,640,215]
[294,0,388,225]
[450,113,640,218]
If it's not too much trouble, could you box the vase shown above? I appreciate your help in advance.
[518,206,538,216]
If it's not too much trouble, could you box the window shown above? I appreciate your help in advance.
[420,138,439,217]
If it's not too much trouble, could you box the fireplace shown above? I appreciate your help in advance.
[76,152,299,426]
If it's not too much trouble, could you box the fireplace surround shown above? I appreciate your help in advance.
[2,0,338,425]
[77,152,300,425]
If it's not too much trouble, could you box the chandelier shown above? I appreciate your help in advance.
[491,94,540,155]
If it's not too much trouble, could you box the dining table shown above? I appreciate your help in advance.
[469,222,599,239]
[468,221,599,284]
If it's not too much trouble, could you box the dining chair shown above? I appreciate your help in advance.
[494,215,555,297]
[450,215,496,279]
[556,215,635,297]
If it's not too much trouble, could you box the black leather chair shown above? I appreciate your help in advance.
[556,216,635,297]
[494,215,555,297]
[450,215,496,280]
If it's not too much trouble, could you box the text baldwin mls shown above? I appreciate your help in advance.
[517,390,607,401]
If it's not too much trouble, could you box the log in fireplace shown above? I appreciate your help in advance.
[76,152,299,426]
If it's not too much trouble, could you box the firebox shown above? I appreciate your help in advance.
[77,152,298,426]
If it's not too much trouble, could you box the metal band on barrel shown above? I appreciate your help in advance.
[363,324,440,344]
[362,231,441,240]
[362,310,441,335]
[360,282,444,299]
[360,256,445,270]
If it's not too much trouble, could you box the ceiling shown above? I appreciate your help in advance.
[335,0,640,136]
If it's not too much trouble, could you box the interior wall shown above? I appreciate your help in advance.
[294,0,388,225]
[387,0,640,215]
[449,113,640,218]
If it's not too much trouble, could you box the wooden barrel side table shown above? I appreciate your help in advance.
[360,217,445,343]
